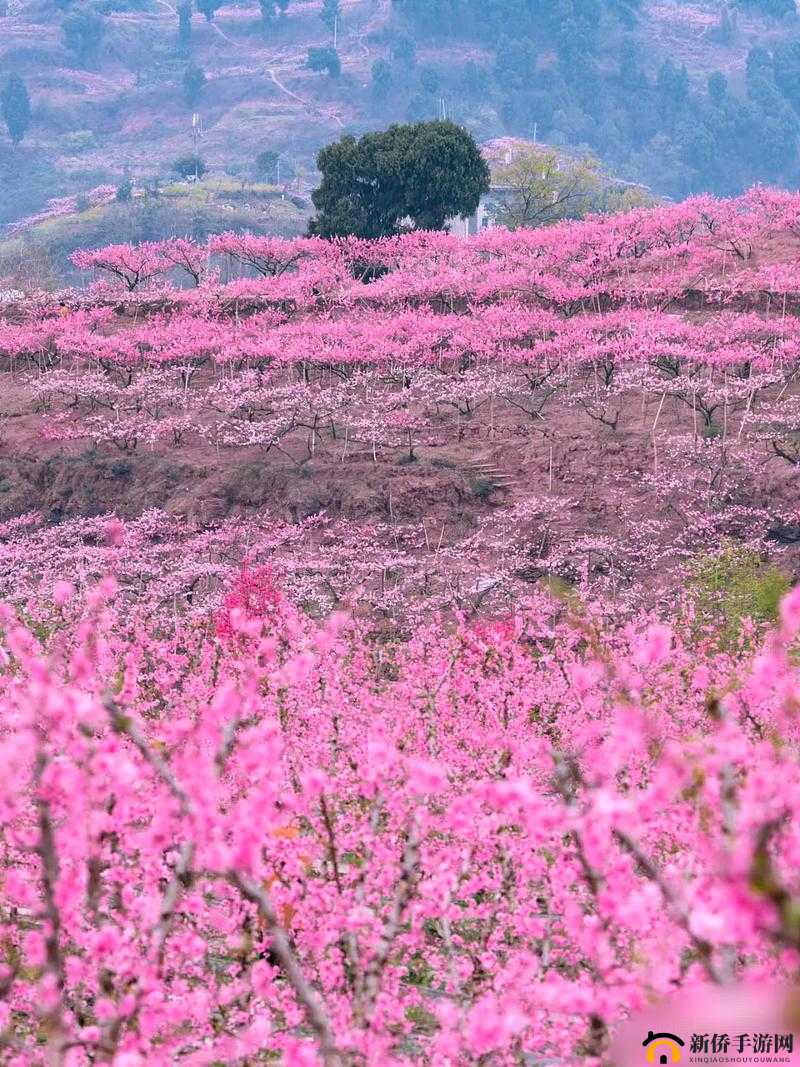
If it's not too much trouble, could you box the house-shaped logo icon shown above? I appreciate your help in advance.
[643,1032,685,1065]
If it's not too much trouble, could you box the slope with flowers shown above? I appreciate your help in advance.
[3,190,800,1064]
[1,188,800,616]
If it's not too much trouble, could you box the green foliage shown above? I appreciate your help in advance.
[493,145,604,229]
[371,58,392,102]
[62,129,96,152]
[258,0,279,24]
[472,477,499,499]
[308,120,490,239]
[709,8,737,44]
[62,7,105,66]
[1,74,31,146]
[389,32,416,66]
[183,63,206,107]
[386,0,800,200]
[115,178,133,202]
[708,71,728,107]
[690,545,790,643]
[0,182,309,287]
[306,46,341,78]
[254,148,279,180]
[321,0,339,32]
[177,0,192,54]
[172,154,207,179]
[419,65,441,95]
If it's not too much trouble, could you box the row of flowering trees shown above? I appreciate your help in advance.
[0,192,795,607]
[63,188,800,313]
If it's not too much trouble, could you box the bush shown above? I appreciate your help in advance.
[62,7,105,66]
[62,129,96,152]
[115,178,133,202]
[172,154,207,179]
[254,148,279,181]
[690,544,791,643]
[306,45,341,78]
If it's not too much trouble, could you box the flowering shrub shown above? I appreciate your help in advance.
[1,570,800,1065]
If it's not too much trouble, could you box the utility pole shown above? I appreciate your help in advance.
[333,13,338,47]
[191,112,202,179]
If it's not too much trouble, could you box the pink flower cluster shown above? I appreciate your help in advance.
[0,568,800,1065]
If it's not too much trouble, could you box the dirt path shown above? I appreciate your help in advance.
[267,66,345,128]
[155,0,237,45]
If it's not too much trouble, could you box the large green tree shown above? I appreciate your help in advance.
[1,74,31,145]
[308,120,490,239]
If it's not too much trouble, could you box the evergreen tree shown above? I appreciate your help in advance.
[321,0,339,32]
[196,0,223,22]
[371,59,393,103]
[177,0,192,54]
[183,64,206,107]
[62,8,105,67]
[390,32,416,67]
[1,73,31,146]
[259,0,277,24]
[709,8,736,44]
[737,0,793,16]
[306,46,341,78]
[419,66,441,96]
[708,71,728,107]
[308,120,490,238]
[173,154,207,179]
[773,40,800,110]
[254,148,279,180]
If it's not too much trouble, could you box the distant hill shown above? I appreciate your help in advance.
[0,177,310,287]
[1,0,800,229]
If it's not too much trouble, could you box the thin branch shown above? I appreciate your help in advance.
[228,871,342,1066]
[361,820,421,1023]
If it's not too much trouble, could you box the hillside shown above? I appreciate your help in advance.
[0,188,799,620]
[0,177,310,286]
[2,0,800,230]
[4,189,800,1066]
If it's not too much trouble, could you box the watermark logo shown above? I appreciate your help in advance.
[643,1032,685,1065]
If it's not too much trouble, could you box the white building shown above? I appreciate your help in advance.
[447,198,491,238]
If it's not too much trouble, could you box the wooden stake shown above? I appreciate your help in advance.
[436,524,445,555]
[651,390,667,434]
[692,390,698,449]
